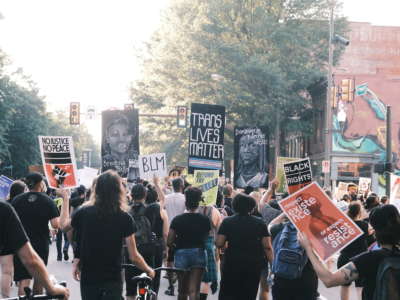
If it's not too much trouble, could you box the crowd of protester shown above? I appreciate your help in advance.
[0,170,399,300]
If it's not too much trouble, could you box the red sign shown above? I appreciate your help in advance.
[279,182,363,261]
[322,160,330,173]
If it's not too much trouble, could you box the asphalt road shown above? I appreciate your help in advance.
[7,243,360,299]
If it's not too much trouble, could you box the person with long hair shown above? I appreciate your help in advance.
[167,187,211,300]
[71,170,154,300]
[337,201,372,300]
[0,180,27,298]
[216,193,274,300]
[299,204,400,300]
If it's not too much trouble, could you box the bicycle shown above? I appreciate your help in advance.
[122,264,186,300]
[1,282,67,300]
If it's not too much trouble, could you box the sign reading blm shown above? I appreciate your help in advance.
[188,103,225,174]
[234,127,269,189]
[138,153,168,180]
[101,110,139,180]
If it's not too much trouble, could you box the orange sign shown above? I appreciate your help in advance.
[279,182,363,261]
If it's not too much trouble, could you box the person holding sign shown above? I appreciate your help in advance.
[298,205,400,300]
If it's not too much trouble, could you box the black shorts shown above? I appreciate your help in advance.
[14,243,49,281]
[337,253,364,287]
[167,247,175,263]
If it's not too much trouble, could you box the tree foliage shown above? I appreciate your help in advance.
[0,49,100,178]
[131,0,347,165]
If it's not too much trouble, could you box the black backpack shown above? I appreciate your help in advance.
[130,203,156,256]
[373,249,400,300]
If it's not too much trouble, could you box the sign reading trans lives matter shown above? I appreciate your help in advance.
[188,103,225,174]
[279,182,363,261]
[38,136,78,189]
[284,158,313,194]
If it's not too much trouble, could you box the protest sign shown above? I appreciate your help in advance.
[279,182,363,261]
[335,182,349,201]
[276,157,300,193]
[188,103,225,174]
[77,167,99,188]
[101,109,139,180]
[234,127,269,189]
[138,153,167,180]
[38,136,78,189]
[358,177,371,194]
[0,175,13,200]
[390,174,400,210]
[283,158,312,194]
[193,170,219,206]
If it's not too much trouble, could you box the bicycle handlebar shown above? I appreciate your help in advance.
[1,282,67,300]
[122,264,186,273]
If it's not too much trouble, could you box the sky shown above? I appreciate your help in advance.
[0,0,399,140]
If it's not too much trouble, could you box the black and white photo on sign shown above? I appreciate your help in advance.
[138,153,167,180]
[234,127,269,188]
[101,110,139,180]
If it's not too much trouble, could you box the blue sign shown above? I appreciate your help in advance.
[0,175,13,200]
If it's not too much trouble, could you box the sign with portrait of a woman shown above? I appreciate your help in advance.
[234,127,269,189]
[101,110,139,180]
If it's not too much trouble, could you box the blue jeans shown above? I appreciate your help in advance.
[174,248,207,270]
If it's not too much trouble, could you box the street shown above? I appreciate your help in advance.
[6,243,360,299]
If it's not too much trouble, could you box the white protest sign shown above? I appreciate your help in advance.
[390,174,400,210]
[77,167,99,188]
[358,177,371,194]
[138,153,167,179]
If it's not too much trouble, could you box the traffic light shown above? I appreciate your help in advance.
[177,106,188,128]
[341,79,354,102]
[70,102,80,125]
[331,86,338,108]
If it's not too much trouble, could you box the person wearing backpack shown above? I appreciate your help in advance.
[298,204,400,300]
[268,213,319,300]
[125,183,158,300]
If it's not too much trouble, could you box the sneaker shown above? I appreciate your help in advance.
[165,286,175,296]
[63,250,69,261]
[57,254,62,261]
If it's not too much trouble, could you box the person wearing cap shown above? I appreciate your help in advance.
[11,172,66,296]
[298,204,400,300]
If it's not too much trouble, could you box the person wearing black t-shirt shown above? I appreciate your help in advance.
[216,193,273,300]
[11,173,60,296]
[337,201,372,300]
[71,170,154,300]
[0,201,69,299]
[299,204,400,300]
[167,187,211,300]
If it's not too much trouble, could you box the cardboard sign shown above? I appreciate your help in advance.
[138,153,167,180]
[101,109,140,180]
[38,136,79,189]
[335,182,349,201]
[233,127,269,189]
[279,182,363,261]
[283,158,312,194]
[0,175,13,200]
[77,167,99,189]
[358,177,371,194]
[188,103,225,174]
[276,157,301,193]
[193,170,219,206]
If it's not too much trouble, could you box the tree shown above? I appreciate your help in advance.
[0,50,100,178]
[131,0,347,165]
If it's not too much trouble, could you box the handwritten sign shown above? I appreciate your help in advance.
[138,153,167,180]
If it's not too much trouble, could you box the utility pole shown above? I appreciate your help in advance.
[324,4,334,190]
[275,110,280,175]
[386,105,392,197]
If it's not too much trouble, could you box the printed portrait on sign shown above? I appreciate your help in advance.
[101,110,139,180]
[234,127,269,189]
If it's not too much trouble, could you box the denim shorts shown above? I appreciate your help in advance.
[174,248,207,270]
